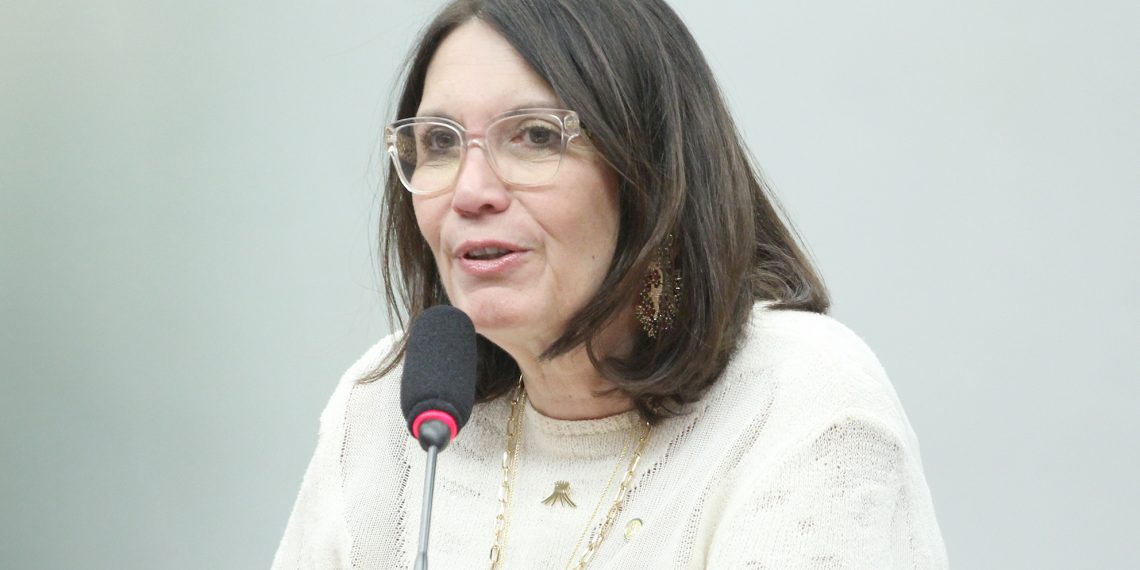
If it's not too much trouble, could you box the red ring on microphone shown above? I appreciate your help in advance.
[411,410,458,441]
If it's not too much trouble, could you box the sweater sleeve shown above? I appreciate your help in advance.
[271,336,399,569]
[705,410,948,569]
[270,419,352,569]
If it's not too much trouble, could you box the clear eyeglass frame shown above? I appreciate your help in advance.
[384,108,582,195]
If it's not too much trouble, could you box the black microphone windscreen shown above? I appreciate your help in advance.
[400,305,477,436]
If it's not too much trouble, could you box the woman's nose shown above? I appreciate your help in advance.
[450,144,511,216]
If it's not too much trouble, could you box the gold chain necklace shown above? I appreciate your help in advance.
[562,431,632,568]
[489,380,652,570]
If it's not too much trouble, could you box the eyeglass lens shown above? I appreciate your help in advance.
[391,113,566,194]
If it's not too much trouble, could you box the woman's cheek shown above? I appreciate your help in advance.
[412,199,443,252]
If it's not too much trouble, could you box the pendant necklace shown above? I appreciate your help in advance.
[489,379,652,570]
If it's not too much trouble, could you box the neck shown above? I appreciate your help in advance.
[491,313,638,421]
[517,348,635,420]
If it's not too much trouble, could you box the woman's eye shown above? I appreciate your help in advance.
[491,118,563,160]
[510,122,559,148]
[524,126,555,145]
[423,129,458,151]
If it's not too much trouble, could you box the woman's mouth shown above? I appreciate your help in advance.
[463,246,513,260]
[455,241,528,276]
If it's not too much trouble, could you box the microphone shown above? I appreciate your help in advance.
[400,305,477,570]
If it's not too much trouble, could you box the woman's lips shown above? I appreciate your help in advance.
[456,250,528,275]
[453,240,529,276]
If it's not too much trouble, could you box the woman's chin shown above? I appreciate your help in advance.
[454,296,530,333]
[452,295,553,349]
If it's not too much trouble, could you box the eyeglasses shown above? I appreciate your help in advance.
[385,108,582,195]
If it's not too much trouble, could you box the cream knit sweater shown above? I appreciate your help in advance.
[273,304,948,568]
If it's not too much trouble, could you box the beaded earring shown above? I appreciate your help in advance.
[635,234,681,338]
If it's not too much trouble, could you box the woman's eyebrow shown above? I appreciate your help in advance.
[414,100,564,121]
[417,108,456,119]
[414,108,457,120]
[507,99,563,110]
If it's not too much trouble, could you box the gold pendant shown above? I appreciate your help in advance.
[541,480,577,508]
[624,518,643,541]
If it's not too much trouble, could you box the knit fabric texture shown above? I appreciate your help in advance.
[273,304,949,568]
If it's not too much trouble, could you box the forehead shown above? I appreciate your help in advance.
[417,21,562,125]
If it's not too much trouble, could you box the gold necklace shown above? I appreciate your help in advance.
[489,381,526,569]
[489,381,652,570]
[561,424,639,569]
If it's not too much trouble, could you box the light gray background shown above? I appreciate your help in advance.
[2,0,1136,568]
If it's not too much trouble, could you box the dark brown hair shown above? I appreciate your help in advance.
[365,0,829,422]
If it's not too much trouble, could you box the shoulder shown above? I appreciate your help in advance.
[713,302,917,450]
[317,331,405,429]
[741,302,886,383]
[699,305,948,566]
[346,331,404,380]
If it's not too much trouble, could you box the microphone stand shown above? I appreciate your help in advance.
[414,420,452,570]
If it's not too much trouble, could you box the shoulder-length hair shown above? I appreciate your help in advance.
[364,0,829,423]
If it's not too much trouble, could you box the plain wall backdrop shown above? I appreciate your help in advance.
[2,0,1137,568]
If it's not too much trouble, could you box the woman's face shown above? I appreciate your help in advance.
[412,21,621,351]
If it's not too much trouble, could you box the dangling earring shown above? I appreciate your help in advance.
[635,234,681,338]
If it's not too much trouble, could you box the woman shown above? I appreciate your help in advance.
[274,0,947,568]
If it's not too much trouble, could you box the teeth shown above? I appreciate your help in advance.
[466,247,510,260]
